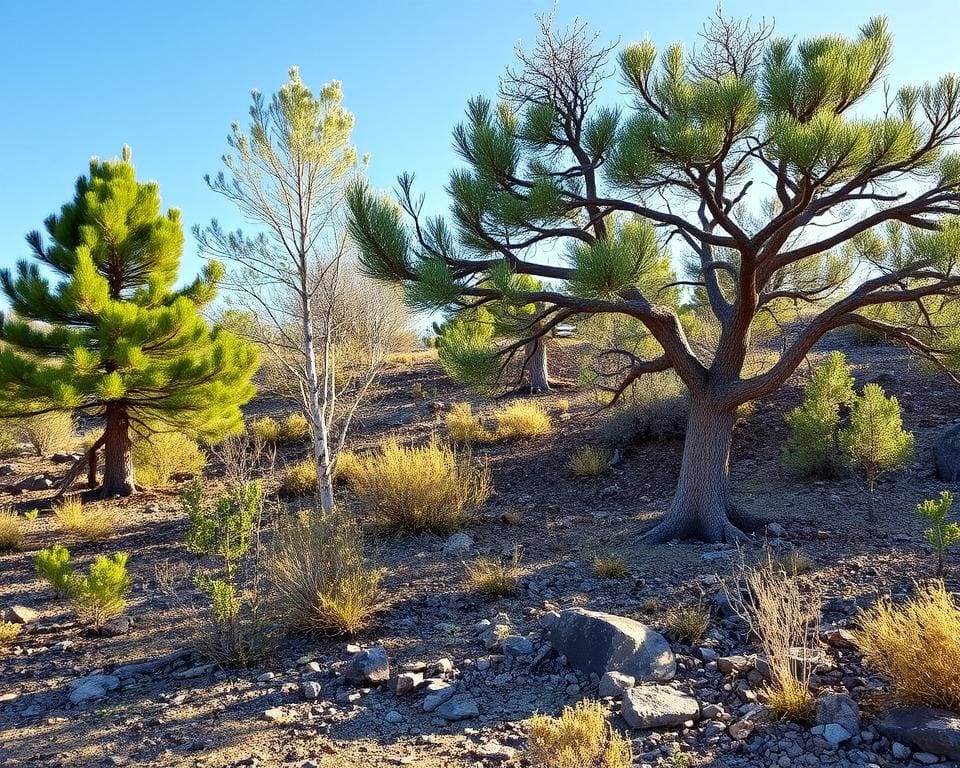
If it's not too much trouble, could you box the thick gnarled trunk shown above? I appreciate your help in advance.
[100,404,136,497]
[641,396,746,544]
[525,337,550,394]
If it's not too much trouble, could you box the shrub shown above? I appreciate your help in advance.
[351,439,491,533]
[280,459,317,497]
[248,416,281,444]
[664,605,710,644]
[761,546,814,577]
[494,401,552,440]
[18,412,75,457]
[856,581,960,710]
[35,544,77,597]
[570,446,610,478]
[841,383,914,521]
[271,508,384,635]
[782,351,855,477]
[555,398,570,415]
[597,373,688,446]
[723,553,821,723]
[133,432,206,487]
[74,553,132,629]
[527,699,633,768]
[0,620,20,649]
[280,413,311,442]
[55,496,117,541]
[0,508,23,551]
[334,450,361,487]
[592,555,629,579]
[446,402,493,444]
[465,546,520,597]
[917,491,960,577]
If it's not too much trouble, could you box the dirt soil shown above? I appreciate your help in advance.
[2,333,959,768]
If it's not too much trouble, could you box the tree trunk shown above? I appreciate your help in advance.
[302,299,336,514]
[100,404,135,497]
[640,396,748,544]
[525,337,550,394]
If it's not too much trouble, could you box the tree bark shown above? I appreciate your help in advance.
[100,404,136,497]
[525,337,550,394]
[302,297,336,514]
[640,395,748,544]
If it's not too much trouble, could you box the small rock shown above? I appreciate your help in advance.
[301,681,322,700]
[822,723,852,745]
[878,707,960,759]
[766,522,786,538]
[262,707,285,722]
[891,742,912,760]
[423,682,456,712]
[475,741,517,762]
[100,615,132,637]
[442,532,475,556]
[717,655,749,674]
[598,671,635,699]
[436,693,479,721]
[501,635,534,657]
[396,671,424,695]
[5,605,39,624]
[816,692,860,734]
[620,685,700,729]
[68,674,120,705]
[344,645,390,686]
[728,718,755,740]
[384,710,404,724]
[0,464,14,476]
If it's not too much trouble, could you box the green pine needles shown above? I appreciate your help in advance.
[0,147,258,496]
[917,491,960,577]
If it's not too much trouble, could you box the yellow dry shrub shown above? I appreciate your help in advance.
[466,547,521,596]
[664,605,711,644]
[591,555,629,579]
[133,432,206,487]
[248,417,281,444]
[55,496,117,541]
[527,699,632,768]
[856,581,960,710]
[0,620,20,649]
[767,675,815,723]
[494,401,552,440]
[281,459,317,496]
[334,450,361,487]
[0,508,24,551]
[569,446,610,477]
[279,413,311,442]
[351,439,491,533]
[446,402,493,444]
[19,412,75,457]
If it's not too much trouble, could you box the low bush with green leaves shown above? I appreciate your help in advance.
[35,544,76,597]
[35,545,131,628]
[918,491,960,577]
[133,432,206,487]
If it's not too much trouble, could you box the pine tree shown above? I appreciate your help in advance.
[0,148,258,496]
[349,13,960,542]
[841,384,914,522]
[917,490,960,577]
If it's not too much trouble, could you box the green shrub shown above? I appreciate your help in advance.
[133,432,206,487]
[782,351,855,477]
[35,544,77,598]
[917,490,960,577]
[664,605,710,644]
[591,555,629,579]
[279,413,310,442]
[18,412,75,457]
[271,508,384,636]
[75,553,132,629]
[248,416,281,444]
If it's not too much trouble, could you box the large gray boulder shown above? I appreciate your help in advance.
[620,684,700,729]
[935,423,960,482]
[548,608,676,681]
[878,707,960,759]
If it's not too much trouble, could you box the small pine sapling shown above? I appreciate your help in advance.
[917,491,960,577]
[35,544,78,598]
[841,384,914,523]
[75,553,132,629]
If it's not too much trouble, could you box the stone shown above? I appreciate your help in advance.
[385,710,404,724]
[701,703,726,720]
[878,707,960,759]
[68,674,120,705]
[0,464,14,476]
[816,692,860,734]
[891,742,912,760]
[100,615,131,637]
[823,627,858,649]
[501,635,534,657]
[717,655,749,674]
[598,671,635,698]
[173,664,214,680]
[766,522,786,538]
[475,741,517,761]
[262,707,285,722]
[620,684,700,729]
[301,681,322,700]
[16,474,53,491]
[343,645,390,686]
[822,723,852,745]
[935,422,960,481]
[395,671,424,695]
[423,682,456,712]
[482,624,510,651]
[5,605,39,624]
[914,752,941,765]
[442,532,475,556]
[436,693,479,721]
[548,608,675,682]
[728,718,754,740]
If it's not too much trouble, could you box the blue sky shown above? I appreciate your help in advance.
[1,0,958,287]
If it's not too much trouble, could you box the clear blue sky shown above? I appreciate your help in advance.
[1,0,958,287]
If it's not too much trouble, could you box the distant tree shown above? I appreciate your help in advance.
[198,69,406,514]
[349,13,960,542]
[842,383,914,522]
[0,148,258,496]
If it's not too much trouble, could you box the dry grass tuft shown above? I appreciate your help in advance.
[766,676,815,723]
[55,496,117,541]
[591,555,629,579]
[570,446,611,477]
[279,413,311,442]
[446,402,493,444]
[0,508,24,551]
[271,509,384,636]
[762,546,813,576]
[0,620,20,649]
[494,401,552,440]
[280,459,317,497]
[856,580,960,710]
[664,604,711,644]
[133,432,206,487]
[248,416,281,444]
[334,450,362,486]
[555,397,571,415]
[19,412,75,457]
[465,546,521,597]
[351,439,491,533]
[527,699,633,768]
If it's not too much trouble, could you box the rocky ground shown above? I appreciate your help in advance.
[2,334,960,767]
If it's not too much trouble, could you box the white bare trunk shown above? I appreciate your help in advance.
[302,298,336,513]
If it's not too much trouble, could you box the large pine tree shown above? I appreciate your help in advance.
[0,147,258,496]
